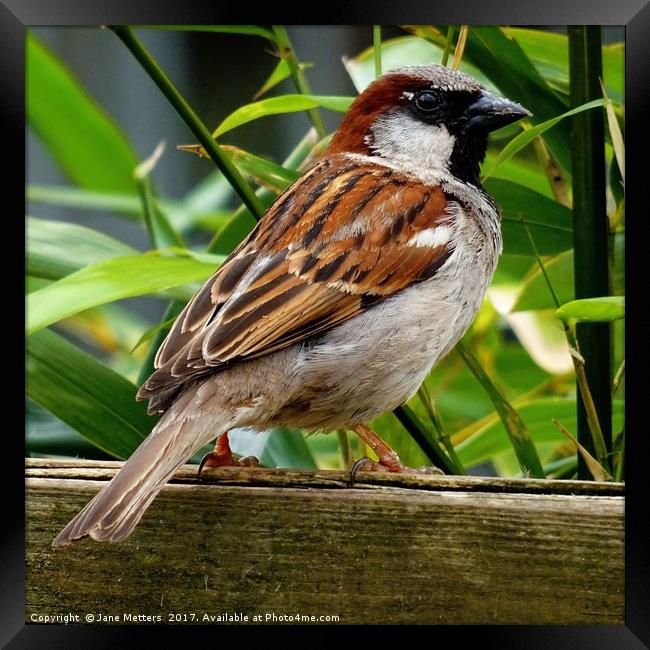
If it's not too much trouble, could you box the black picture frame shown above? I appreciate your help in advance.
[7,1,648,646]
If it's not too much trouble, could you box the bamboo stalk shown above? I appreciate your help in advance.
[109,26,264,220]
[393,405,460,475]
[417,386,466,473]
[614,426,625,482]
[373,26,382,78]
[336,430,352,470]
[568,26,612,479]
[272,26,327,139]
[441,25,456,67]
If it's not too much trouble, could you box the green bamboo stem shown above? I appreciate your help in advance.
[336,429,352,470]
[272,26,327,139]
[394,405,460,475]
[109,25,263,220]
[568,26,612,479]
[135,176,185,249]
[136,177,160,248]
[456,341,545,478]
[441,25,456,67]
[373,26,382,78]
[417,386,466,473]
[614,427,625,482]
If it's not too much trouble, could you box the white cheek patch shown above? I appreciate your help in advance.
[369,111,456,175]
[408,225,452,248]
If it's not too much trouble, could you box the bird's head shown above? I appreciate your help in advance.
[328,64,531,187]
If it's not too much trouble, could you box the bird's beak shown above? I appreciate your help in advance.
[463,90,531,132]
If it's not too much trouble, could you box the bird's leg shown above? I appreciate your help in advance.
[351,423,402,473]
[197,431,260,478]
[350,423,443,481]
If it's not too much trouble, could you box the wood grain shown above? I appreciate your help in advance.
[26,459,624,625]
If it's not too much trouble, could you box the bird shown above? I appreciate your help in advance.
[53,64,530,547]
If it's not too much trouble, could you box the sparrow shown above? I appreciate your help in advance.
[53,64,530,547]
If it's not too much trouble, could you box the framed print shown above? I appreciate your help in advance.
[7,0,648,645]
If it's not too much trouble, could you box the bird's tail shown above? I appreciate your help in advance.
[52,387,227,547]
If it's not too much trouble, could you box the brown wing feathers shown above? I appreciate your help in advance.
[138,156,454,411]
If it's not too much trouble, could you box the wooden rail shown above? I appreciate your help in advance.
[26,458,624,625]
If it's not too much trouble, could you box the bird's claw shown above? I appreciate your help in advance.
[197,451,261,479]
[348,456,443,485]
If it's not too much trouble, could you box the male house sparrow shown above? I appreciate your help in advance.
[53,64,529,547]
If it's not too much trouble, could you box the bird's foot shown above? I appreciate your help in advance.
[348,423,443,484]
[349,453,443,484]
[197,432,260,479]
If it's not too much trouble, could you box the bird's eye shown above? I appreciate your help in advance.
[414,91,441,112]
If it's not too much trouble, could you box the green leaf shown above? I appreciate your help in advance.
[28,184,143,218]
[512,250,574,312]
[27,34,139,193]
[134,141,185,249]
[260,428,318,468]
[27,329,153,459]
[27,253,221,336]
[226,147,300,192]
[482,99,606,180]
[394,405,460,473]
[179,144,300,193]
[492,254,536,286]
[27,184,231,234]
[229,427,318,469]
[254,59,313,99]
[27,399,114,460]
[456,397,624,467]
[131,315,177,353]
[485,179,573,255]
[504,29,623,102]
[456,342,545,478]
[601,82,625,185]
[556,297,624,322]
[182,170,235,212]
[512,234,624,312]
[503,29,569,76]
[483,151,551,197]
[602,43,625,103]
[213,94,354,137]
[27,217,137,280]
[552,419,611,481]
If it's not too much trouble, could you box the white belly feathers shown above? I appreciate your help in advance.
[277,198,501,429]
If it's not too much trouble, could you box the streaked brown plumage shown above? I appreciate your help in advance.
[140,157,452,411]
[53,64,529,547]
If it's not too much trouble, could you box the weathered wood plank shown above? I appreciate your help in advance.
[26,458,624,625]
[26,458,625,495]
